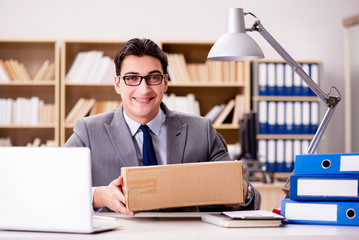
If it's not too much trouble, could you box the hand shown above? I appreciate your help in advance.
[93,176,135,216]
[243,177,249,199]
[224,177,249,208]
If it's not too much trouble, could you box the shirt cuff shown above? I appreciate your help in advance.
[92,187,102,212]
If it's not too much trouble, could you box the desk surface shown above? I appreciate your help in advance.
[1,212,359,240]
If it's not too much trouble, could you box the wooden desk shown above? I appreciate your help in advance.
[1,212,359,240]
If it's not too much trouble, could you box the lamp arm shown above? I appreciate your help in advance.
[249,21,341,109]
[246,18,342,198]
[306,104,337,154]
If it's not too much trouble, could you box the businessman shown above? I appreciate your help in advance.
[65,38,261,215]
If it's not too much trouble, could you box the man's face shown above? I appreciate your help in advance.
[114,55,168,124]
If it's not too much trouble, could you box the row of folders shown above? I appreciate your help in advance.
[258,139,312,173]
[258,100,319,135]
[257,62,319,96]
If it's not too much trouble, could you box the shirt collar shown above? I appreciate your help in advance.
[123,109,164,137]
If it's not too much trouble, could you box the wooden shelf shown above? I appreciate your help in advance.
[162,41,250,144]
[60,40,128,145]
[60,40,251,146]
[0,81,56,86]
[214,124,240,129]
[0,39,60,146]
[252,96,320,102]
[168,82,247,87]
[257,134,314,140]
[0,124,56,128]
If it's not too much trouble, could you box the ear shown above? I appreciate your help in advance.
[114,76,121,94]
[163,74,169,93]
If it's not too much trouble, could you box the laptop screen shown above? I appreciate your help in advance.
[0,147,95,233]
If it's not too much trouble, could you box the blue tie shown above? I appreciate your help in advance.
[140,124,158,166]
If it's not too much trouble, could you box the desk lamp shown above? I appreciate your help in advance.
[207,8,341,197]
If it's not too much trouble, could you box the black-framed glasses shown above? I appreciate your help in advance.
[118,74,166,86]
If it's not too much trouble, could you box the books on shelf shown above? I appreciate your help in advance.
[0,97,55,125]
[232,94,246,125]
[0,59,11,82]
[162,93,200,116]
[163,93,245,125]
[0,59,55,82]
[65,98,96,124]
[166,53,245,84]
[201,210,284,228]
[213,99,235,126]
[187,63,208,83]
[66,98,122,124]
[207,94,246,126]
[89,100,122,116]
[28,138,41,147]
[167,53,192,83]
[33,60,55,81]
[0,137,12,146]
[25,138,55,147]
[0,59,31,82]
[204,104,226,123]
[65,51,115,83]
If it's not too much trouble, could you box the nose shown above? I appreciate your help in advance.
[137,78,152,91]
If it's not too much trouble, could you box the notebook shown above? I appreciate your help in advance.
[0,147,120,233]
[201,210,285,228]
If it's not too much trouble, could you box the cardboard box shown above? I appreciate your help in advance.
[121,161,243,212]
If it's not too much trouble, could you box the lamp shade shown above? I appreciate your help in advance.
[207,8,264,61]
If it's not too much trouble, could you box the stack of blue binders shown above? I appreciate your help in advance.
[281,152,359,225]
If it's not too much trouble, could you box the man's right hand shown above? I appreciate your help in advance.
[93,176,135,216]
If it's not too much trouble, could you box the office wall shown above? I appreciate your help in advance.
[345,23,359,152]
[1,0,358,153]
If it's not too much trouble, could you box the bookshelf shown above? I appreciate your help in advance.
[161,42,251,144]
[252,60,322,173]
[0,39,59,146]
[60,40,251,146]
[60,40,127,145]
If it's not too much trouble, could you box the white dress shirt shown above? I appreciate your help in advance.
[123,108,167,165]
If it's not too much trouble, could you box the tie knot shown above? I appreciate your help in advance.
[140,124,149,133]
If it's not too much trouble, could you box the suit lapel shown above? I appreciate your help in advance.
[105,106,139,167]
[165,104,188,165]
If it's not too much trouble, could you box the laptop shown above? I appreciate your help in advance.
[0,147,120,233]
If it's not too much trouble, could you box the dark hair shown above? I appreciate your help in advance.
[114,38,168,75]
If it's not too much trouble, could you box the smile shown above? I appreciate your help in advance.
[134,97,153,102]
